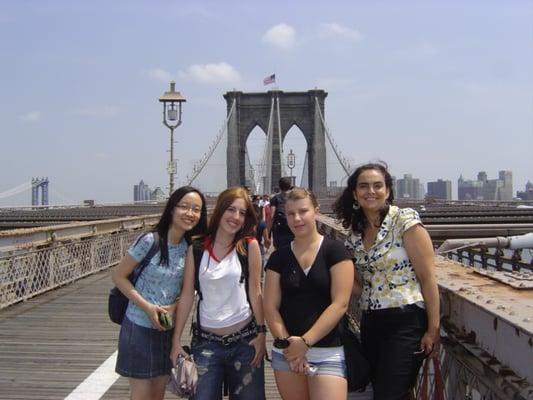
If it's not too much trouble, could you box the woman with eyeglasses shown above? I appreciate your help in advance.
[170,186,267,400]
[333,162,440,400]
[264,188,355,400]
[112,186,208,400]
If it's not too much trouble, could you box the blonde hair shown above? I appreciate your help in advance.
[286,187,319,208]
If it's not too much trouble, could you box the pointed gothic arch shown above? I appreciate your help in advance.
[224,89,328,195]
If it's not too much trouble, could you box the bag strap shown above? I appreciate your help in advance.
[432,354,445,400]
[131,231,160,285]
[420,355,430,400]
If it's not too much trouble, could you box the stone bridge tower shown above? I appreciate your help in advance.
[223,89,328,196]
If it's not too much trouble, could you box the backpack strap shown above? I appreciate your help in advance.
[131,231,160,286]
[236,240,251,305]
[191,239,205,329]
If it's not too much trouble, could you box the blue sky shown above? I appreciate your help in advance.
[0,0,532,204]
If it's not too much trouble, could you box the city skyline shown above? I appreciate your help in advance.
[1,0,532,205]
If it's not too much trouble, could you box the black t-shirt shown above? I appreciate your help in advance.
[265,236,353,347]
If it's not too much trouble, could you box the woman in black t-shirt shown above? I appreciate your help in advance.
[264,188,355,400]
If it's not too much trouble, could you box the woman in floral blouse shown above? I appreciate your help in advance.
[333,162,439,400]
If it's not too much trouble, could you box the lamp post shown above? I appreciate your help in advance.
[287,149,296,186]
[159,81,186,196]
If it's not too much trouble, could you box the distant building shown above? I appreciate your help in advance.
[133,180,152,202]
[151,187,166,201]
[396,174,424,200]
[427,179,452,200]
[516,181,533,200]
[458,171,512,200]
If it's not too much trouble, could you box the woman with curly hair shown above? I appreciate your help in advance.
[333,162,440,400]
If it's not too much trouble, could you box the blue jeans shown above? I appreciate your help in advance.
[191,336,266,400]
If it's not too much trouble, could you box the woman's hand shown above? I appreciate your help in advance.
[288,356,309,375]
[161,302,176,316]
[249,333,267,367]
[420,329,440,356]
[283,336,308,362]
[144,303,166,331]
[169,342,189,367]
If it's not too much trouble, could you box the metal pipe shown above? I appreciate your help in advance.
[436,232,533,254]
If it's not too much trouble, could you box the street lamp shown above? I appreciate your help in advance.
[159,81,186,195]
[287,149,296,186]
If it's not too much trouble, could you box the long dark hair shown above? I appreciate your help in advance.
[332,162,394,236]
[208,186,257,255]
[155,186,208,265]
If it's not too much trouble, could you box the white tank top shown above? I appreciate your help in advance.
[198,249,252,328]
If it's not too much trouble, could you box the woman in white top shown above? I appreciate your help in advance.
[170,186,266,400]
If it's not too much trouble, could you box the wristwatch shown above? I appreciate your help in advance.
[273,337,290,349]
[256,324,267,333]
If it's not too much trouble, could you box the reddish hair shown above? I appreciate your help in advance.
[208,187,257,254]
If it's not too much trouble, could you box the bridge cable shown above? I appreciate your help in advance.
[314,97,352,176]
[255,95,275,193]
[276,94,286,177]
[0,181,32,200]
[185,99,237,185]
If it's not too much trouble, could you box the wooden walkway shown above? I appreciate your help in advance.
[0,267,371,399]
[0,268,282,399]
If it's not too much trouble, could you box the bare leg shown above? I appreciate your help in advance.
[308,374,347,400]
[274,370,310,400]
[129,376,169,400]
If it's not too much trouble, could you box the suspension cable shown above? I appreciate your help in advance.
[186,99,237,185]
[0,181,32,200]
[256,95,275,193]
[276,94,286,177]
[314,97,352,176]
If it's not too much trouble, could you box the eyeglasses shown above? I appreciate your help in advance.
[175,204,202,215]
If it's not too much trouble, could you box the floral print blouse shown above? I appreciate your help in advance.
[345,205,425,310]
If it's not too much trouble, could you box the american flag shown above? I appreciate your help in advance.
[263,74,276,85]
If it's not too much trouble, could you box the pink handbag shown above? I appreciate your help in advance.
[167,353,198,397]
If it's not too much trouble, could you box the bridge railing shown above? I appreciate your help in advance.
[445,247,533,273]
[0,215,159,309]
[316,214,533,400]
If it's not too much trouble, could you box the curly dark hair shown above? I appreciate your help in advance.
[332,162,394,236]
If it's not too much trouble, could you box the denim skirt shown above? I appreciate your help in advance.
[115,316,173,378]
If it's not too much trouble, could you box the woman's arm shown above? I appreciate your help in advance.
[170,246,196,364]
[284,259,354,361]
[263,269,290,339]
[112,253,165,331]
[247,240,267,367]
[404,224,440,355]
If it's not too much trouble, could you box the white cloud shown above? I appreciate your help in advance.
[20,111,42,122]
[179,62,241,84]
[75,106,120,118]
[147,68,174,82]
[262,23,296,50]
[319,22,362,42]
